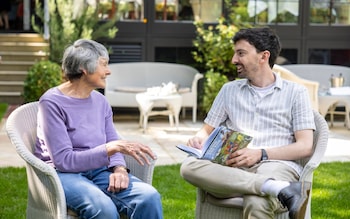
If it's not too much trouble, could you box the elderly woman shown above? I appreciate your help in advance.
[35,39,163,219]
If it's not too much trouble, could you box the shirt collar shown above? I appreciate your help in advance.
[240,72,283,90]
[273,72,283,89]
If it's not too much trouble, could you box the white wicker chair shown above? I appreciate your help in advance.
[6,101,156,219]
[273,64,320,111]
[195,110,329,219]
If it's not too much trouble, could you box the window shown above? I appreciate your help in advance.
[309,49,350,66]
[278,49,298,64]
[155,0,180,20]
[310,0,350,25]
[97,0,144,21]
[234,0,299,25]
[155,47,195,65]
[154,0,222,22]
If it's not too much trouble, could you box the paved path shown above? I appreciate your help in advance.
[1,114,350,168]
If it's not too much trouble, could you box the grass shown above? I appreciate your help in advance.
[312,162,350,218]
[0,167,27,219]
[0,163,350,218]
[153,164,196,219]
[0,104,349,218]
[0,103,8,120]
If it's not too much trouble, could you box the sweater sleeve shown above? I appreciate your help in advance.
[104,103,126,168]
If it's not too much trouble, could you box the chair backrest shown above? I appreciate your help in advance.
[273,64,319,111]
[298,110,329,182]
[6,101,68,219]
[6,101,38,154]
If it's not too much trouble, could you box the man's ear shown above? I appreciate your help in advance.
[261,51,270,63]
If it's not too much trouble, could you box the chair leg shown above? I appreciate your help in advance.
[142,115,149,133]
[192,106,197,123]
[168,114,174,127]
[329,103,336,127]
[330,112,334,127]
[139,113,143,128]
[345,106,350,129]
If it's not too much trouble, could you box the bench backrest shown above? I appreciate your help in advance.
[283,64,350,89]
[107,62,199,90]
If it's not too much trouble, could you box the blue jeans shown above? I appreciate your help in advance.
[57,167,163,219]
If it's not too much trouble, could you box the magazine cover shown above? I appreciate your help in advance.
[211,129,253,165]
[176,126,253,165]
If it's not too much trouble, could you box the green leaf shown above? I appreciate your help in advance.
[23,60,62,103]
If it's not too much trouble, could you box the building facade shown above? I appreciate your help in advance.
[4,0,350,66]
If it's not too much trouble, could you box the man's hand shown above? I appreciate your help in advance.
[187,136,204,149]
[226,148,261,168]
[107,167,129,193]
[187,124,215,149]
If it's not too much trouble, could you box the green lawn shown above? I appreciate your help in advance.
[0,103,8,120]
[0,162,350,218]
[1,104,349,218]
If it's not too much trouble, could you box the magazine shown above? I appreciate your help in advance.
[176,126,253,165]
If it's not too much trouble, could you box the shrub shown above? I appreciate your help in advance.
[192,1,253,114]
[201,70,229,114]
[23,60,63,103]
[192,17,238,81]
[192,17,238,114]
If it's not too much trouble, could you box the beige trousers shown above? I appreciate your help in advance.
[180,156,299,219]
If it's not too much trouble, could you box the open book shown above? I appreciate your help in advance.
[176,126,253,165]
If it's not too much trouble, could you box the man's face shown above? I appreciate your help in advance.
[231,40,263,79]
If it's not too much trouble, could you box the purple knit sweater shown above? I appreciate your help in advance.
[35,87,125,172]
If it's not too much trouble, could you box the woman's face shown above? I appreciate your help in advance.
[84,57,111,89]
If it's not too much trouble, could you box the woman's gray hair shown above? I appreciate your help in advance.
[62,39,109,81]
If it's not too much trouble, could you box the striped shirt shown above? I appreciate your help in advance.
[204,73,315,175]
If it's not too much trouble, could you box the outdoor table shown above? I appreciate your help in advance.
[135,92,182,132]
[318,87,350,129]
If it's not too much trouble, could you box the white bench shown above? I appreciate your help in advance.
[283,64,350,127]
[282,64,350,89]
[105,62,203,122]
[273,64,319,111]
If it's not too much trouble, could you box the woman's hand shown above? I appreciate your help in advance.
[107,166,129,193]
[106,140,156,165]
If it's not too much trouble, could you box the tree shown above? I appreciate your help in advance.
[32,0,118,64]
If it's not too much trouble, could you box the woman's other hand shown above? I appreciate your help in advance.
[107,166,129,192]
[106,140,156,165]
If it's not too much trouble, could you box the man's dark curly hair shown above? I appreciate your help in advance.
[232,27,281,68]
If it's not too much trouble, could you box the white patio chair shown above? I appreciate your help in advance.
[195,110,329,219]
[273,64,320,111]
[6,101,156,219]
